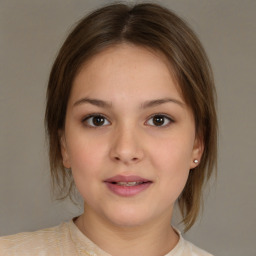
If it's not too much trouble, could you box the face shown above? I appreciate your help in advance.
[61,44,203,227]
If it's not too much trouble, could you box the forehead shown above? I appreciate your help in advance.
[70,43,183,102]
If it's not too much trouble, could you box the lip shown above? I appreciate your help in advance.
[104,175,152,197]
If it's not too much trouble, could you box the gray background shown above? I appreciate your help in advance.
[0,0,255,255]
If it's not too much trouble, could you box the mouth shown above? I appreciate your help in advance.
[111,181,146,186]
[104,175,152,197]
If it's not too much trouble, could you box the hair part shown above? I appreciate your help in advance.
[45,2,217,232]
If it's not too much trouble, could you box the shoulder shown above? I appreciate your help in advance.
[182,239,214,256]
[0,222,70,256]
[169,227,214,256]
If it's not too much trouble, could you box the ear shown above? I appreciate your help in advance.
[59,130,71,169]
[190,135,204,169]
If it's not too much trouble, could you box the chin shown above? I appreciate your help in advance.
[104,207,153,228]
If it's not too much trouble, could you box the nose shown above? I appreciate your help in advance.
[109,125,144,165]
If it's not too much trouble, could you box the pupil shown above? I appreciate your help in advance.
[153,116,164,126]
[93,116,104,126]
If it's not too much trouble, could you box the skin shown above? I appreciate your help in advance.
[60,43,203,256]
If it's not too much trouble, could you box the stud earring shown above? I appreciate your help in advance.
[193,159,199,164]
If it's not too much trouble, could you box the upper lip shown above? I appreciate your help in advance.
[104,175,152,183]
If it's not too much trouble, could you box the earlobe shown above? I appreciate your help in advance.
[59,130,71,169]
[190,136,204,169]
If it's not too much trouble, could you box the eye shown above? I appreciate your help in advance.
[146,114,173,127]
[83,114,110,127]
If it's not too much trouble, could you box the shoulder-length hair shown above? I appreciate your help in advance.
[45,3,217,232]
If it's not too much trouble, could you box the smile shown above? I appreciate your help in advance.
[114,181,144,186]
[104,175,152,197]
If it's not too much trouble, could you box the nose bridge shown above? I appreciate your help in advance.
[110,121,143,164]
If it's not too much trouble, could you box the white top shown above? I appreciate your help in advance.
[0,220,213,256]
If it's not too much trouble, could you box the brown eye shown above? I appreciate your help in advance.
[153,116,165,126]
[146,114,172,127]
[92,116,105,126]
[84,115,110,127]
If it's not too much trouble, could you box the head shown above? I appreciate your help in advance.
[45,3,217,231]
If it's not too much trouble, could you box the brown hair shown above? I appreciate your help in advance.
[45,3,217,231]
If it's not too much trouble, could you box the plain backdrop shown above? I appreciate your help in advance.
[0,1,255,255]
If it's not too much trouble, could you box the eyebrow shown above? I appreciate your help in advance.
[73,98,112,108]
[73,97,184,109]
[141,98,184,108]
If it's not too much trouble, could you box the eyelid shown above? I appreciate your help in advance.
[145,113,175,127]
[81,112,174,128]
[82,113,111,128]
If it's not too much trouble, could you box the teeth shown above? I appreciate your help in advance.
[116,181,143,186]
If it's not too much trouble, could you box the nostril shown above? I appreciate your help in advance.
[113,156,139,163]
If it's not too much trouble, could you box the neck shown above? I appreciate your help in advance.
[75,208,179,256]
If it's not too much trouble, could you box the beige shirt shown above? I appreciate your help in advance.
[0,220,213,256]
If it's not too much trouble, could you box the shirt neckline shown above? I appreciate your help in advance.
[67,218,185,256]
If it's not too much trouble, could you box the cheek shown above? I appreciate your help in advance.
[66,136,107,178]
[67,140,106,200]
[152,137,193,199]
[152,135,194,171]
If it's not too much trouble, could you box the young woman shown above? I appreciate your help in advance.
[0,3,217,256]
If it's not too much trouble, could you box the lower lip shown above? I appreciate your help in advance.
[105,182,152,197]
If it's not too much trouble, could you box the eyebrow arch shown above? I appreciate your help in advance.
[141,98,184,108]
[73,97,184,109]
[73,97,112,108]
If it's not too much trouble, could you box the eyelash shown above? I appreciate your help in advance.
[145,113,174,127]
[82,113,111,128]
[81,113,174,128]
